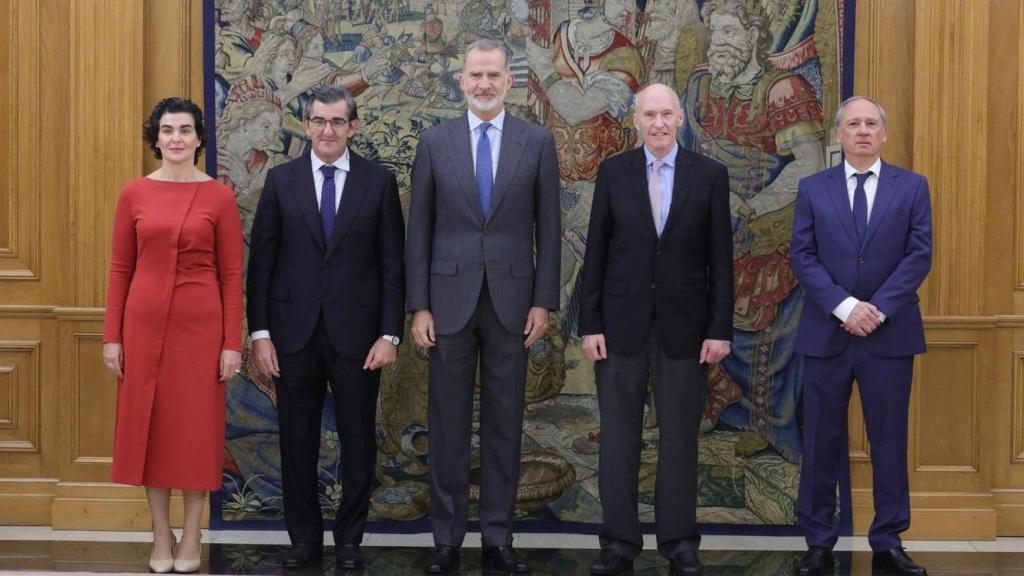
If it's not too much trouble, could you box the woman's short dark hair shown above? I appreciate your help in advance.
[143,97,206,164]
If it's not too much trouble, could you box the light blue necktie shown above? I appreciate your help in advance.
[476,122,493,219]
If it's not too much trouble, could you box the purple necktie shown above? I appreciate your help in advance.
[853,172,870,244]
[320,165,337,240]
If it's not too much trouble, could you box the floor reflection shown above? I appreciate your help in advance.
[0,540,1021,575]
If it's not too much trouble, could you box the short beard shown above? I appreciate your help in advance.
[467,93,505,113]
[708,41,752,83]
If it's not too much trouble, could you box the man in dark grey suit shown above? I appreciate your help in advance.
[406,39,561,574]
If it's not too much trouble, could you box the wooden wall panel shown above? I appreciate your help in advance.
[69,0,144,308]
[913,343,979,473]
[64,322,115,470]
[913,0,990,317]
[0,0,42,285]
[0,341,41,452]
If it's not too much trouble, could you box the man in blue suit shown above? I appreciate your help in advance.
[791,97,932,576]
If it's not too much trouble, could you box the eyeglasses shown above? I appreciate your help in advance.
[307,116,349,131]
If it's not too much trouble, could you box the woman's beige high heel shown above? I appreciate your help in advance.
[172,533,201,574]
[148,531,176,573]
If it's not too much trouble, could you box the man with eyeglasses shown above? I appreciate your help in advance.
[247,85,405,570]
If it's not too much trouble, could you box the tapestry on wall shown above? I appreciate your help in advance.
[208,0,854,532]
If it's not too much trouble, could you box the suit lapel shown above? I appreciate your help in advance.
[294,155,325,251]
[826,166,859,248]
[629,149,659,240]
[324,152,370,260]
[489,116,526,218]
[442,114,485,226]
[860,162,898,252]
[659,147,694,241]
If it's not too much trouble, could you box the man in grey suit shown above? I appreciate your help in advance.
[406,39,561,574]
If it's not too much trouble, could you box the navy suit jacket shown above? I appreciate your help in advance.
[246,151,405,358]
[790,161,932,358]
[579,146,733,359]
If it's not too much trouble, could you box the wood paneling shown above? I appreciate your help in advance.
[69,0,145,308]
[913,342,979,473]
[913,0,991,317]
[0,0,41,281]
[0,341,41,452]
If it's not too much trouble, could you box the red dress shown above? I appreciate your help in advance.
[104,178,244,490]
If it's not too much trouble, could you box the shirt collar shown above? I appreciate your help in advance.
[645,142,678,169]
[311,148,351,174]
[844,157,882,179]
[468,109,505,133]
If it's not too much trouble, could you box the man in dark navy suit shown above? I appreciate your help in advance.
[247,85,405,570]
[791,96,932,576]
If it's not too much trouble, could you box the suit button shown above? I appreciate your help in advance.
[651,283,656,290]
[315,290,321,299]
[858,257,865,263]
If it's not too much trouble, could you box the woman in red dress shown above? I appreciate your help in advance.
[102,98,243,573]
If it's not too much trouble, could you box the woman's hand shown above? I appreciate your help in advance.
[220,349,243,381]
[102,343,124,379]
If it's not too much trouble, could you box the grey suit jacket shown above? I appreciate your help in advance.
[406,112,561,335]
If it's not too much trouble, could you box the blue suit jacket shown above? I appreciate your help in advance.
[790,161,932,358]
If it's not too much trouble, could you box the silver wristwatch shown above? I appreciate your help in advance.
[381,334,400,346]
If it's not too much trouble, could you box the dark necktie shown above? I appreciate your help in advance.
[476,122,494,219]
[320,164,337,240]
[853,172,870,243]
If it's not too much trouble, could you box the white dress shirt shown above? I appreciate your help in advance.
[832,158,888,323]
[468,109,503,181]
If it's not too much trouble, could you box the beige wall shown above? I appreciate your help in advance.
[1,0,1022,537]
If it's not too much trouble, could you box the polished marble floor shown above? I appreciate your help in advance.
[1,528,1023,575]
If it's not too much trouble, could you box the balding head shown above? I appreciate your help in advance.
[634,84,684,158]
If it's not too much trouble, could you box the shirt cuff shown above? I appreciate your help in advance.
[832,297,859,323]
[251,330,271,341]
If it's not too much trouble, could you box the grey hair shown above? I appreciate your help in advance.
[834,96,888,128]
[464,38,511,71]
[307,85,359,122]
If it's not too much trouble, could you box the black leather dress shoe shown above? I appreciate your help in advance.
[335,543,365,570]
[424,545,460,574]
[482,546,530,573]
[590,549,633,576]
[668,549,703,576]
[790,545,831,569]
[282,543,323,569]
[872,547,927,575]
[794,546,833,576]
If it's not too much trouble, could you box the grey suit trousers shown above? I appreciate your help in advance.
[596,328,705,559]
[428,282,527,547]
